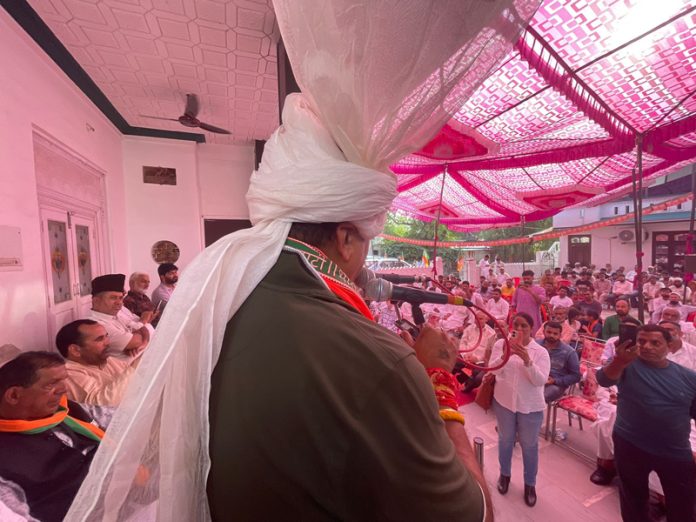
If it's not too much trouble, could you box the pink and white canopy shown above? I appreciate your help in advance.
[391,0,696,231]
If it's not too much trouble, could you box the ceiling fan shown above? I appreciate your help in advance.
[140,94,231,134]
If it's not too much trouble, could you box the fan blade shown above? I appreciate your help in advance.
[184,94,200,118]
[139,115,179,122]
[198,122,231,134]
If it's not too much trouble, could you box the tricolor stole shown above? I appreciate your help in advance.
[284,237,373,320]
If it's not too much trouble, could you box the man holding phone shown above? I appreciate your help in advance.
[597,325,696,521]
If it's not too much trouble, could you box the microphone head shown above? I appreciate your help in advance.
[364,278,392,302]
[355,267,376,289]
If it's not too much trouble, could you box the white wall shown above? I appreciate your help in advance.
[559,221,692,270]
[122,137,200,283]
[0,11,125,350]
[122,139,255,286]
[197,143,254,219]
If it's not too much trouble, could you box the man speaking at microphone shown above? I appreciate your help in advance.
[209,221,491,520]
[208,106,490,520]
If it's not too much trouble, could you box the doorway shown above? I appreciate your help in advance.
[568,235,592,267]
[40,206,102,341]
[34,130,107,345]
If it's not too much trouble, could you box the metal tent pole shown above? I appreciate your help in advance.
[631,134,645,323]
[431,167,447,278]
[686,166,696,302]
[521,216,527,271]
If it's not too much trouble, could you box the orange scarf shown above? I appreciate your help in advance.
[0,395,104,442]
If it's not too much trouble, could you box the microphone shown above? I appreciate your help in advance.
[364,278,473,306]
[378,273,431,284]
[356,267,430,288]
[355,267,376,289]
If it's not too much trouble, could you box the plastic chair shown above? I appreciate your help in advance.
[549,337,604,441]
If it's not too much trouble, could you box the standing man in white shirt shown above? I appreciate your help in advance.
[88,274,150,358]
[643,274,664,314]
[151,263,179,315]
[486,288,510,323]
[478,255,490,276]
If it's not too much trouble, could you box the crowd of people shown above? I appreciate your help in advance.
[3,242,696,521]
[0,264,179,521]
[369,259,696,518]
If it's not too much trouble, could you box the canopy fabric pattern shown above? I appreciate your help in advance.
[392,0,696,231]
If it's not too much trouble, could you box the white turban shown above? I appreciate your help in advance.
[248,94,396,237]
[67,94,396,521]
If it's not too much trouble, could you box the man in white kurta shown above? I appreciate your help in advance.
[88,274,152,359]
[486,288,509,323]
[55,320,139,407]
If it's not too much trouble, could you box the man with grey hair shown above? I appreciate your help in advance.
[122,272,158,324]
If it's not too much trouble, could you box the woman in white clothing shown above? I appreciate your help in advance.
[489,312,551,507]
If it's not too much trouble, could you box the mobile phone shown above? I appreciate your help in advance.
[510,330,518,339]
[395,319,420,338]
[618,322,638,346]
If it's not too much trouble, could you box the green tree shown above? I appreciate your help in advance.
[379,213,555,269]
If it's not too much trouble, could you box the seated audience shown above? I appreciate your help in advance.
[549,285,573,309]
[652,294,688,323]
[593,272,612,306]
[89,274,150,358]
[538,321,580,403]
[478,280,492,301]
[0,352,102,522]
[535,306,575,344]
[500,278,515,301]
[456,311,497,393]
[123,272,159,323]
[651,286,673,322]
[496,267,511,286]
[486,288,510,323]
[597,325,696,521]
[579,309,602,338]
[671,277,692,302]
[151,262,179,314]
[557,271,572,288]
[55,320,139,406]
[601,299,639,341]
[605,273,634,309]
[540,269,555,288]
[575,282,603,318]
[643,274,664,314]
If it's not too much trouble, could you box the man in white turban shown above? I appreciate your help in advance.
[206,96,489,521]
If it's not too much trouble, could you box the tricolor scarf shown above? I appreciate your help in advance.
[0,395,104,442]
[284,237,373,321]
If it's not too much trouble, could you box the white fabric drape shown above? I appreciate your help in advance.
[67,1,540,520]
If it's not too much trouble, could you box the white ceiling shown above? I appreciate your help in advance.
[27,0,281,144]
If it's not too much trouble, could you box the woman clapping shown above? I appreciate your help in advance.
[488,312,550,507]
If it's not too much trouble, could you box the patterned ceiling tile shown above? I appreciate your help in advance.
[27,0,280,143]
[62,0,107,25]
[111,9,150,33]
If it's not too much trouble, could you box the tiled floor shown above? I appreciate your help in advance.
[461,401,623,521]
